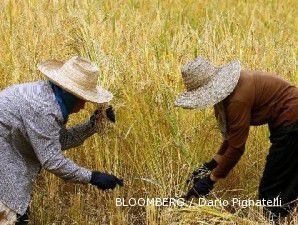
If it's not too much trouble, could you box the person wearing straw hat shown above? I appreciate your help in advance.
[0,56,123,224]
[175,56,298,220]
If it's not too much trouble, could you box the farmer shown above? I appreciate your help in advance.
[0,56,123,224]
[175,56,298,220]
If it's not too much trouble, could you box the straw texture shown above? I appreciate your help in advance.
[175,57,241,109]
[38,56,113,104]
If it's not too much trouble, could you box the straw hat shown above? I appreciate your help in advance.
[38,56,113,103]
[175,56,241,109]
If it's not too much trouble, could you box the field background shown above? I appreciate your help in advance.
[0,0,297,224]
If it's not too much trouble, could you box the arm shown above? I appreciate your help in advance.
[212,140,229,165]
[211,101,251,179]
[216,140,229,156]
[22,109,92,183]
[60,107,116,151]
[60,120,97,151]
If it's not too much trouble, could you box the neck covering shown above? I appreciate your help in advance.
[49,81,80,122]
[214,102,228,139]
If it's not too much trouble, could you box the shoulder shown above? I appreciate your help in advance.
[225,70,255,106]
[253,70,292,85]
[18,80,64,122]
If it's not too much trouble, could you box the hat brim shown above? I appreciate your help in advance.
[37,60,113,104]
[174,60,241,109]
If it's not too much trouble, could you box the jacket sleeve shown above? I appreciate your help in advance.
[22,110,92,184]
[212,101,250,178]
[216,140,229,155]
[59,120,97,151]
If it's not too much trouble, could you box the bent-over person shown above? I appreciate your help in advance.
[175,56,298,221]
[0,56,123,225]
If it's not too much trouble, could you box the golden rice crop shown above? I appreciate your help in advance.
[0,0,297,224]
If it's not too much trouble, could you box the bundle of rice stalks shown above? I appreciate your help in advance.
[161,206,255,225]
[160,204,297,225]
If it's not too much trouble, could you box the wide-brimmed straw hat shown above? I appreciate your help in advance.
[38,56,113,103]
[175,56,241,109]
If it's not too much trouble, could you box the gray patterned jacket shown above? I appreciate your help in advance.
[0,81,97,215]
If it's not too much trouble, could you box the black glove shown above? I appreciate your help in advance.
[90,171,123,190]
[90,106,116,124]
[185,175,215,200]
[106,106,116,123]
[187,159,218,184]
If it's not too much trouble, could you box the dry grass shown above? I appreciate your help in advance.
[0,0,297,224]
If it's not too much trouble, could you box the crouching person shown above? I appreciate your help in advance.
[0,56,123,225]
[175,56,298,221]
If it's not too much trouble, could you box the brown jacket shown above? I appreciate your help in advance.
[212,71,298,178]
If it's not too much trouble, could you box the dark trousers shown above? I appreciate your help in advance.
[259,123,298,220]
[15,208,29,225]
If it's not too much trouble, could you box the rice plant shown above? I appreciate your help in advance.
[0,0,297,224]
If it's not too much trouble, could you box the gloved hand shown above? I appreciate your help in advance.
[185,175,215,200]
[90,171,123,190]
[105,106,116,123]
[187,158,218,184]
[90,105,116,125]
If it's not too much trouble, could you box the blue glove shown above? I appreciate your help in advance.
[90,171,123,190]
[185,175,215,200]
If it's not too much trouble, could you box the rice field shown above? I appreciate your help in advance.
[0,0,297,224]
